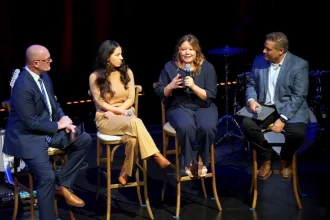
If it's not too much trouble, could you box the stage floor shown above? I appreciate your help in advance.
[1,119,330,220]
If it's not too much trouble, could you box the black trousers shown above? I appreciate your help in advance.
[166,104,218,167]
[23,131,92,220]
[241,110,306,161]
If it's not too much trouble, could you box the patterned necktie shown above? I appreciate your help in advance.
[38,77,52,143]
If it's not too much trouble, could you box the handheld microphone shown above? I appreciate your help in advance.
[185,64,191,92]
[127,109,133,116]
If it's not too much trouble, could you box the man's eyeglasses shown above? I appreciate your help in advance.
[35,57,52,63]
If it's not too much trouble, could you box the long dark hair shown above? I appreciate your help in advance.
[94,40,130,99]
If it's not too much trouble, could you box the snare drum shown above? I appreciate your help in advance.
[236,72,251,108]
[0,129,26,173]
[236,72,251,90]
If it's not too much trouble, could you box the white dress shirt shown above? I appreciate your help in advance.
[265,54,287,119]
[264,62,283,105]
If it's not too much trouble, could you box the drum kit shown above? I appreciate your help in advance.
[208,45,330,155]
[208,45,248,150]
[308,70,330,121]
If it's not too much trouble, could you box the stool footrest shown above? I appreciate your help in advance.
[180,173,212,181]
[110,181,144,189]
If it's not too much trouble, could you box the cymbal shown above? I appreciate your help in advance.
[208,45,247,56]
[309,70,330,76]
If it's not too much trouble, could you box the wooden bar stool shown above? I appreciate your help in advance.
[2,100,75,220]
[250,125,302,210]
[153,83,222,218]
[92,86,154,220]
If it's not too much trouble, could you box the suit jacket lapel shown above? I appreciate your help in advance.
[25,70,44,100]
[275,52,291,98]
[25,70,56,120]
[263,62,270,100]
[42,77,57,120]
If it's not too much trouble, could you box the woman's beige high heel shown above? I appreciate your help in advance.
[153,152,170,168]
[118,167,129,186]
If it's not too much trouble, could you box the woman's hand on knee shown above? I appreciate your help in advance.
[104,111,115,118]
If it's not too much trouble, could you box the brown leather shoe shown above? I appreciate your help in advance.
[153,152,170,168]
[55,187,85,207]
[280,160,292,180]
[118,167,129,186]
[258,160,272,180]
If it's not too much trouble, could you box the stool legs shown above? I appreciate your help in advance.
[106,144,111,220]
[96,139,101,201]
[175,138,181,218]
[162,136,222,217]
[12,176,19,220]
[251,149,258,210]
[210,144,222,211]
[250,150,302,209]
[28,173,35,219]
[97,140,154,219]
[292,154,302,209]
[12,173,35,220]
[161,135,169,202]
[143,159,154,219]
[12,162,74,219]
[135,157,143,206]
[201,178,207,198]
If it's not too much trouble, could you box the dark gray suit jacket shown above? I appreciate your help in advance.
[246,52,309,124]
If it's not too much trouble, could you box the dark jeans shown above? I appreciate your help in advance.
[241,111,306,161]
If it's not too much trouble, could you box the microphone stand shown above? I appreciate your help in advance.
[214,55,249,159]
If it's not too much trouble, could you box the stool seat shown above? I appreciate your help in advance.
[264,131,285,144]
[48,147,66,156]
[163,122,176,135]
[97,132,122,142]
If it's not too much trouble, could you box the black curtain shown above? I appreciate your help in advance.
[1,0,329,125]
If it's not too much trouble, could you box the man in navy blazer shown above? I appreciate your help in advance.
[3,45,92,219]
[241,32,309,180]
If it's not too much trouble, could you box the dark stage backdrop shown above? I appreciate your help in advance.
[1,0,329,126]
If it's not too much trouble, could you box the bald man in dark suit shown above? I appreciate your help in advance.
[3,45,92,220]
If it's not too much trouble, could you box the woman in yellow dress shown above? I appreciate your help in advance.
[89,40,170,186]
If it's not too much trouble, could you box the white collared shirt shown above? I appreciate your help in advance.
[25,66,53,120]
[264,62,282,105]
[264,53,287,119]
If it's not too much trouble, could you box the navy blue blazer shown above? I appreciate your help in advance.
[246,52,309,124]
[3,69,65,159]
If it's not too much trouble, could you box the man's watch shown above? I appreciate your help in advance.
[279,116,287,123]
